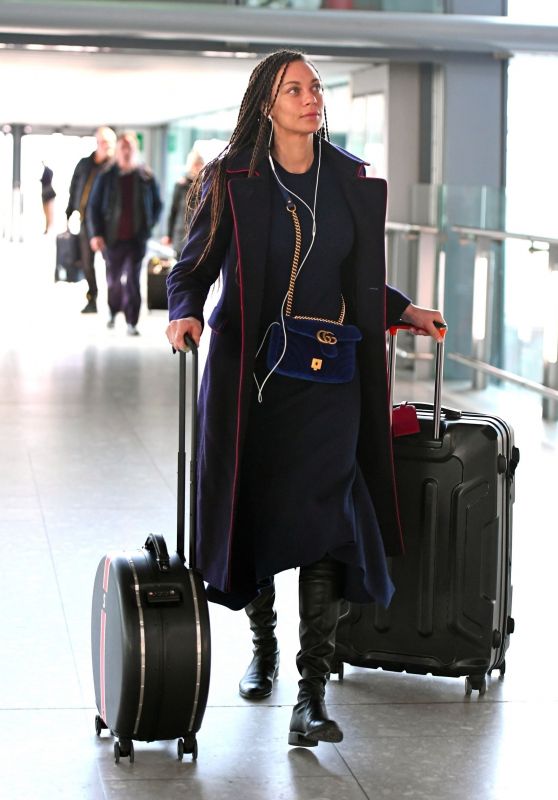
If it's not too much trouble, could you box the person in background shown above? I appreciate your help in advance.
[161,148,205,256]
[166,50,446,748]
[87,131,162,336]
[40,162,56,233]
[66,126,116,314]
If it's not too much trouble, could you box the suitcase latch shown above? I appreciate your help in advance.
[145,587,182,605]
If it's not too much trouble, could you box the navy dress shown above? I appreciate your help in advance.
[208,151,394,610]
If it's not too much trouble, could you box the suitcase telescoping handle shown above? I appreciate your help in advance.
[388,321,447,440]
[177,336,198,567]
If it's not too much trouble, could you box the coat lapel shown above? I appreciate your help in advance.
[318,142,387,333]
[341,175,388,334]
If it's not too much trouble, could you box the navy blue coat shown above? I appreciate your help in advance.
[86,164,162,245]
[167,140,410,596]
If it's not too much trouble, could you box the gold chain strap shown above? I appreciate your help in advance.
[284,203,301,318]
[284,203,345,325]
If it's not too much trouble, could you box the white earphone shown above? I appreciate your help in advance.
[253,133,322,403]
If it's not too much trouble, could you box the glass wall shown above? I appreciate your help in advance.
[164,108,236,212]
[503,51,558,382]
[346,92,386,178]
[0,131,13,240]
[409,181,506,375]
[490,0,558,383]
[164,81,351,207]
[19,133,96,238]
[408,70,558,388]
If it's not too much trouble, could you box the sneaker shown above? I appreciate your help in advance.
[127,324,140,337]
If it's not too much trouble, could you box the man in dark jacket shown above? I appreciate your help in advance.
[87,131,163,336]
[66,126,116,313]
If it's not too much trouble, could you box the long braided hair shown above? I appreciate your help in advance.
[185,49,330,266]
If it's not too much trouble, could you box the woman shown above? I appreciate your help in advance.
[166,50,445,747]
[162,147,205,256]
[40,162,56,233]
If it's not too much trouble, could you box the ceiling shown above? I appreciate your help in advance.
[0,48,365,128]
[1,49,261,128]
[2,1,558,129]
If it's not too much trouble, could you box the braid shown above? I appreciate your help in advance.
[321,106,330,142]
[189,49,329,266]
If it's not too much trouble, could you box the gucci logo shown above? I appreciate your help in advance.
[316,330,337,345]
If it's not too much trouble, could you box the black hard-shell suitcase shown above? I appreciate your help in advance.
[332,324,519,695]
[91,339,211,762]
[55,231,83,283]
[147,256,174,310]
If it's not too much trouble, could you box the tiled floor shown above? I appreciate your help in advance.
[1,234,556,799]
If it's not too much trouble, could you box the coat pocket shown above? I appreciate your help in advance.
[207,304,228,333]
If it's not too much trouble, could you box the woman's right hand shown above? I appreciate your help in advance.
[166,317,202,351]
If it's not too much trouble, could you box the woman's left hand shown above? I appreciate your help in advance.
[400,304,447,341]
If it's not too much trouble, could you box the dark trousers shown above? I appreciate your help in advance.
[104,239,146,326]
[79,224,97,298]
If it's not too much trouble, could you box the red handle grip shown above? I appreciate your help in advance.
[389,321,447,337]
[388,321,447,439]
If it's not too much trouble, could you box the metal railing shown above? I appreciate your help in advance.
[386,221,558,421]
[452,225,558,420]
[452,225,558,248]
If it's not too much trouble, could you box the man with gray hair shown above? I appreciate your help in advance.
[66,126,117,314]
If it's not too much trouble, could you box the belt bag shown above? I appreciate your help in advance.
[267,317,362,384]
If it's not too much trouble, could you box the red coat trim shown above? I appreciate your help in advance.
[224,179,247,591]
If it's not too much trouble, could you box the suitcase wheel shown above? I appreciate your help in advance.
[465,675,487,696]
[177,735,198,761]
[488,659,506,680]
[94,714,108,736]
[114,739,134,764]
[329,661,344,681]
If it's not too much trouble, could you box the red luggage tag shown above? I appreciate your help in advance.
[392,403,420,437]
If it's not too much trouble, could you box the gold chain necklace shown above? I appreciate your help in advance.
[284,201,345,325]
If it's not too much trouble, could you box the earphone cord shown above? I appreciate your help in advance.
[253,128,322,403]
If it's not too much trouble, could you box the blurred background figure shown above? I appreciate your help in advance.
[40,161,56,233]
[66,126,116,314]
[87,130,162,337]
[161,147,204,256]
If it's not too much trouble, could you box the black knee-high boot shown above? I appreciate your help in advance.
[239,581,280,699]
[288,556,343,747]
